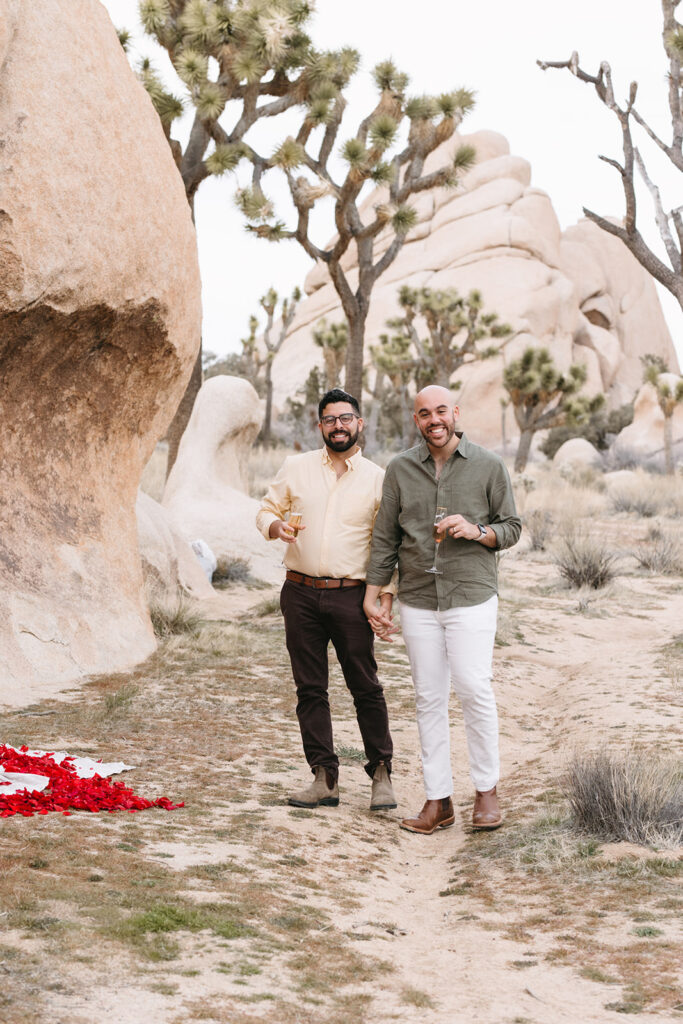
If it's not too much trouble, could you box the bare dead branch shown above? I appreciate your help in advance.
[635,147,681,270]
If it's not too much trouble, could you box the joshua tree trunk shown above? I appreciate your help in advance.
[663,414,674,474]
[365,368,384,452]
[344,306,369,401]
[166,347,202,476]
[514,428,534,473]
[501,402,508,457]
[263,358,275,446]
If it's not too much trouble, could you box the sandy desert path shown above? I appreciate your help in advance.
[0,541,681,1024]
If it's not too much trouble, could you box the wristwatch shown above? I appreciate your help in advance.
[476,523,487,539]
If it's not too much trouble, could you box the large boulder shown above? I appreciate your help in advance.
[269,131,677,449]
[553,438,604,470]
[162,377,284,585]
[0,0,201,705]
[136,492,215,603]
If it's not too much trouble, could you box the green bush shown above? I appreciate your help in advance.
[540,402,634,459]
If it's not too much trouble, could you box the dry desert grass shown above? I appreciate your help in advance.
[0,462,681,1023]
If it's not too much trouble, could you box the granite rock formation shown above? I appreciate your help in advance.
[136,492,215,603]
[0,0,201,704]
[270,131,677,448]
[553,438,604,470]
[162,377,284,585]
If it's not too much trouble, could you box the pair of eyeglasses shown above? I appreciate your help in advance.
[320,413,357,427]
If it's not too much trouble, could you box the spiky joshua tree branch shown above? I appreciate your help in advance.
[232,60,477,397]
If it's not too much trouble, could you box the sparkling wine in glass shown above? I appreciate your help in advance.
[426,506,448,574]
[288,511,303,536]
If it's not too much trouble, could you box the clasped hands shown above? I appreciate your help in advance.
[363,590,399,644]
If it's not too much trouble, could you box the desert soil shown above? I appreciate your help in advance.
[0,530,681,1024]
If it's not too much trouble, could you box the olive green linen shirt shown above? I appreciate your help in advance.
[366,433,521,610]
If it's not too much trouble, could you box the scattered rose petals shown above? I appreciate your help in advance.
[0,745,183,818]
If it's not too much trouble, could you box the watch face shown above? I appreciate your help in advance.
[478,524,487,537]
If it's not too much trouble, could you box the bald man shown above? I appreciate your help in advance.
[364,386,521,835]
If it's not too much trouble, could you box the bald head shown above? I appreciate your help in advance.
[414,385,456,415]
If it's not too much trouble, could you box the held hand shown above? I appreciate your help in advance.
[363,596,399,643]
[272,520,306,544]
[437,514,480,542]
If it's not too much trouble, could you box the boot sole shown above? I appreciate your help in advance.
[400,816,455,835]
[288,797,339,808]
[472,819,503,830]
[370,802,398,811]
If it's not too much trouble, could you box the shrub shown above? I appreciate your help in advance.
[524,508,554,551]
[610,490,661,518]
[149,597,203,638]
[563,750,683,847]
[554,533,616,589]
[212,555,252,586]
[634,526,683,575]
[540,402,634,459]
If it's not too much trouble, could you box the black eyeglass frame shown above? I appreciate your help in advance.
[319,413,358,427]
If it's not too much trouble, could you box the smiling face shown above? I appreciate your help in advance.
[318,401,362,453]
[413,386,459,450]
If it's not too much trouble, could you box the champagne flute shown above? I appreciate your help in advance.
[425,506,448,574]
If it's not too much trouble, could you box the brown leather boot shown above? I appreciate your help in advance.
[370,762,397,811]
[472,786,502,830]
[288,766,339,808]
[400,797,454,834]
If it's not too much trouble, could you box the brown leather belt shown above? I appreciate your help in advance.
[286,570,363,590]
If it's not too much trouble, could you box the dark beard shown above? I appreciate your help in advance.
[324,427,359,452]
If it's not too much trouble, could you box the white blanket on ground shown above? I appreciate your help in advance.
[0,747,136,795]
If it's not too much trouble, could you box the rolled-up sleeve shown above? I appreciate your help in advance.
[366,463,403,586]
[487,462,522,551]
[256,458,291,540]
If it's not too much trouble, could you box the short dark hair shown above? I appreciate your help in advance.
[318,388,361,420]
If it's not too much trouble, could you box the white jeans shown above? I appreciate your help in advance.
[399,596,499,798]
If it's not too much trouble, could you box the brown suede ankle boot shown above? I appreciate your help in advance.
[288,766,339,808]
[370,762,397,810]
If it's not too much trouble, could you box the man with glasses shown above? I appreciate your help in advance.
[256,388,397,812]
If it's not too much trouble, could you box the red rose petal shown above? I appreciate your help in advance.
[0,745,182,819]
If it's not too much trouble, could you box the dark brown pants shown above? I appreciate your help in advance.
[280,580,393,780]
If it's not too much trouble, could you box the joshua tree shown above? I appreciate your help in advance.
[130,0,357,470]
[538,0,683,312]
[204,285,299,444]
[367,285,511,447]
[257,286,300,444]
[369,330,416,448]
[503,347,604,473]
[386,285,512,388]
[642,357,683,473]
[312,319,348,390]
[234,63,477,398]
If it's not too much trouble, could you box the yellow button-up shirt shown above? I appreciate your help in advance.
[256,447,395,592]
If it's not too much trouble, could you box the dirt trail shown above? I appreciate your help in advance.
[1,546,681,1024]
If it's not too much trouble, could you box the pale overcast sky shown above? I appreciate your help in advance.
[102,0,682,367]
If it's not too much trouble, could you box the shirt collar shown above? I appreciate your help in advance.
[321,445,362,470]
[419,431,469,462]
